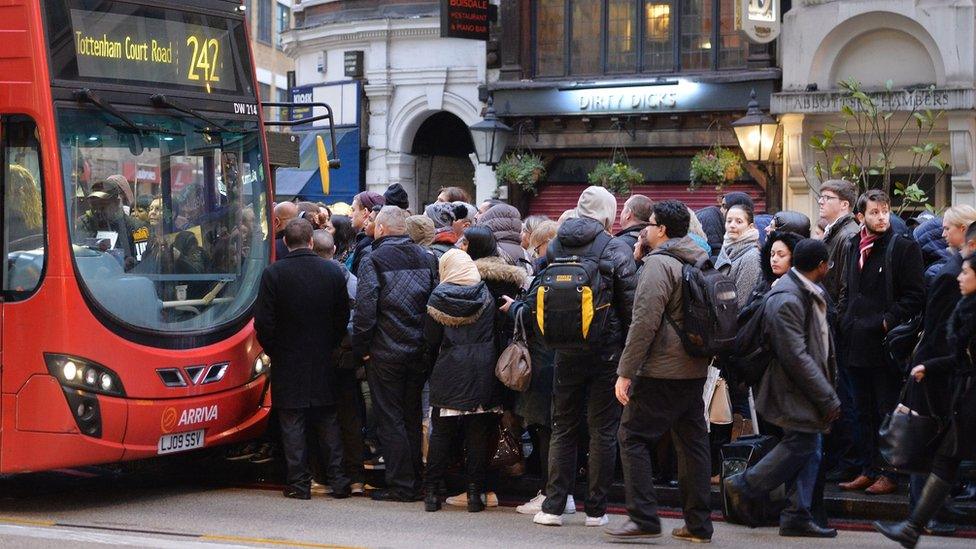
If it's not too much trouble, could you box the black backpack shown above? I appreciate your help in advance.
[528,232,613,352]
[660,252,739,358]
[724,286,774,386]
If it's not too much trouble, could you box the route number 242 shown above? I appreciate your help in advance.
[186,36,220,85]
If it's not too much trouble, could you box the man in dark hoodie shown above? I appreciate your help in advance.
[353,206,438,502]
[606,200,713,543]
[615,194,653,261]
[348,191,385,276]
[531,186,637,528]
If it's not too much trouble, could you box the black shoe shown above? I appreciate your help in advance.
[604,519,662,540]
[249,443,275,464]
[331,486,352,499]
[425,492,441,512]
[369,489,415,502]
[225,442,260,461]
[283,488,311,500]
[874,520,921,549]
[467,484,485,513]
[923,519,956,537]
[779,520,837,538]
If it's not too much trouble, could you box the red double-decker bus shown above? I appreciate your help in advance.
[0,0,275,472]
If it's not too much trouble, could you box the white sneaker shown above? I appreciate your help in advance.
[533,511,563,526]
[565,494,577,514]
[585,514,609,527]
[516,492,545,514]
[445,491,499,507]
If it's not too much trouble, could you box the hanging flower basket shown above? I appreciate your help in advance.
[587,161,642,195]
[689,147,743,191]
[494,153,546,195]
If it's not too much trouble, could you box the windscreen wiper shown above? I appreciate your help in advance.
[150,94,244,134]
[74,89,182,136]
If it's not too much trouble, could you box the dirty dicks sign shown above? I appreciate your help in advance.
[440,0,489,41]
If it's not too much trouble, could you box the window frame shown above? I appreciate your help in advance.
[532,0,748,78]
[275,2,290,51]
[1,114,48,302]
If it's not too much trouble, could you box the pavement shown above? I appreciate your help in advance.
[0,469,974,548]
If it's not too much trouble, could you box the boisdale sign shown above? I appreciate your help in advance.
[440,0,489,41]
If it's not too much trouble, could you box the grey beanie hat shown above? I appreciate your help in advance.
[424,202,456,229]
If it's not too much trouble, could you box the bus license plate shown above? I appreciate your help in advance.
[157,429,205,455]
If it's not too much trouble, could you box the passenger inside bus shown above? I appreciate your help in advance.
[5,164,43,247]
[76,177,149,270]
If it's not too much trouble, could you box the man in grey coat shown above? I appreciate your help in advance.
[725,239,841,538]
[605,200,713,544]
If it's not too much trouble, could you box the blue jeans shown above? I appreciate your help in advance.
[744,431,823,524]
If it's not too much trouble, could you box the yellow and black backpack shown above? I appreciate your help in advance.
[528,232,612,352]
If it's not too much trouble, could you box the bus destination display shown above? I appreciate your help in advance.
[70,9,237,93]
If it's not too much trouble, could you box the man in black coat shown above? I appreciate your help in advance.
[614,194,653,263]
[254,218,351,500]
[837,190,924,496]
[353,205,438,502]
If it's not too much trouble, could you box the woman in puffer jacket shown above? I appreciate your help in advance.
[477,203,527,267]
[423,249,504,514]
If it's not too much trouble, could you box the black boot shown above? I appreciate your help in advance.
[874,476,952,549]
[424,491,441,512]
[467,484,485,513]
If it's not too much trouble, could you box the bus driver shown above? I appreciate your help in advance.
[77,177,150,269]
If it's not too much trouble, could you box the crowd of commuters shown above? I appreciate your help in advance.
[252,180,976,547]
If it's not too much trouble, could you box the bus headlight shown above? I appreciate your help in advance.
[45,354,126,397]
[252,353,270,379]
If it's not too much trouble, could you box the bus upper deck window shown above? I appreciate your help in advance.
[2,116,46,298]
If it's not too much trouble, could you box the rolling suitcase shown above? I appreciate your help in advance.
[719,434,788,526]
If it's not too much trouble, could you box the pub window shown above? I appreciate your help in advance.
[257,0,273,44]
[570,0,602,75]
[643,1,674,72]
[533,0,750,77]
[535,0,566,77]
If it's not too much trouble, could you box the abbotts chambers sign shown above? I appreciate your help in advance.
[772,87,975,114]
[440,0,489,41]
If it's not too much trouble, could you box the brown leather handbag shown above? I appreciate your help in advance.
[495,312,532,392]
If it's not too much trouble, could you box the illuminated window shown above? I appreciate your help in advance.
[536,0,565,77]
[680,0,712,71]
[2,115,46,298]
[643,1,673,72]
[534,0,749,77]
[570,0,602,75]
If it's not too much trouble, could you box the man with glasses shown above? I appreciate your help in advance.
[816,179,864,488]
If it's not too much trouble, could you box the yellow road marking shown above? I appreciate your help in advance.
[0,516,57,527]
[200,534,364,549]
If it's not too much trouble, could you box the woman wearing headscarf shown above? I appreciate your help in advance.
[875,255,976,548]
[423,249,503,513]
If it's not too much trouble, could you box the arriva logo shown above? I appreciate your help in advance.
[178,405,218,428]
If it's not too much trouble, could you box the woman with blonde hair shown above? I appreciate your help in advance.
[6,165,43,245]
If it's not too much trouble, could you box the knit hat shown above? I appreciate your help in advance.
[439,248,481,286]
[452,202,477,223]
[384,183,410,211]
[405,214,436,247]
[425,202,456,229]
[576,186,617,231]
[354,191,385,211]
[793,238,829,272]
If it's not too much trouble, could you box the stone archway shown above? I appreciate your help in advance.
[411,111,476,206]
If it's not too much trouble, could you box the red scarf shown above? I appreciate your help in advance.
[857,226,881,270]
